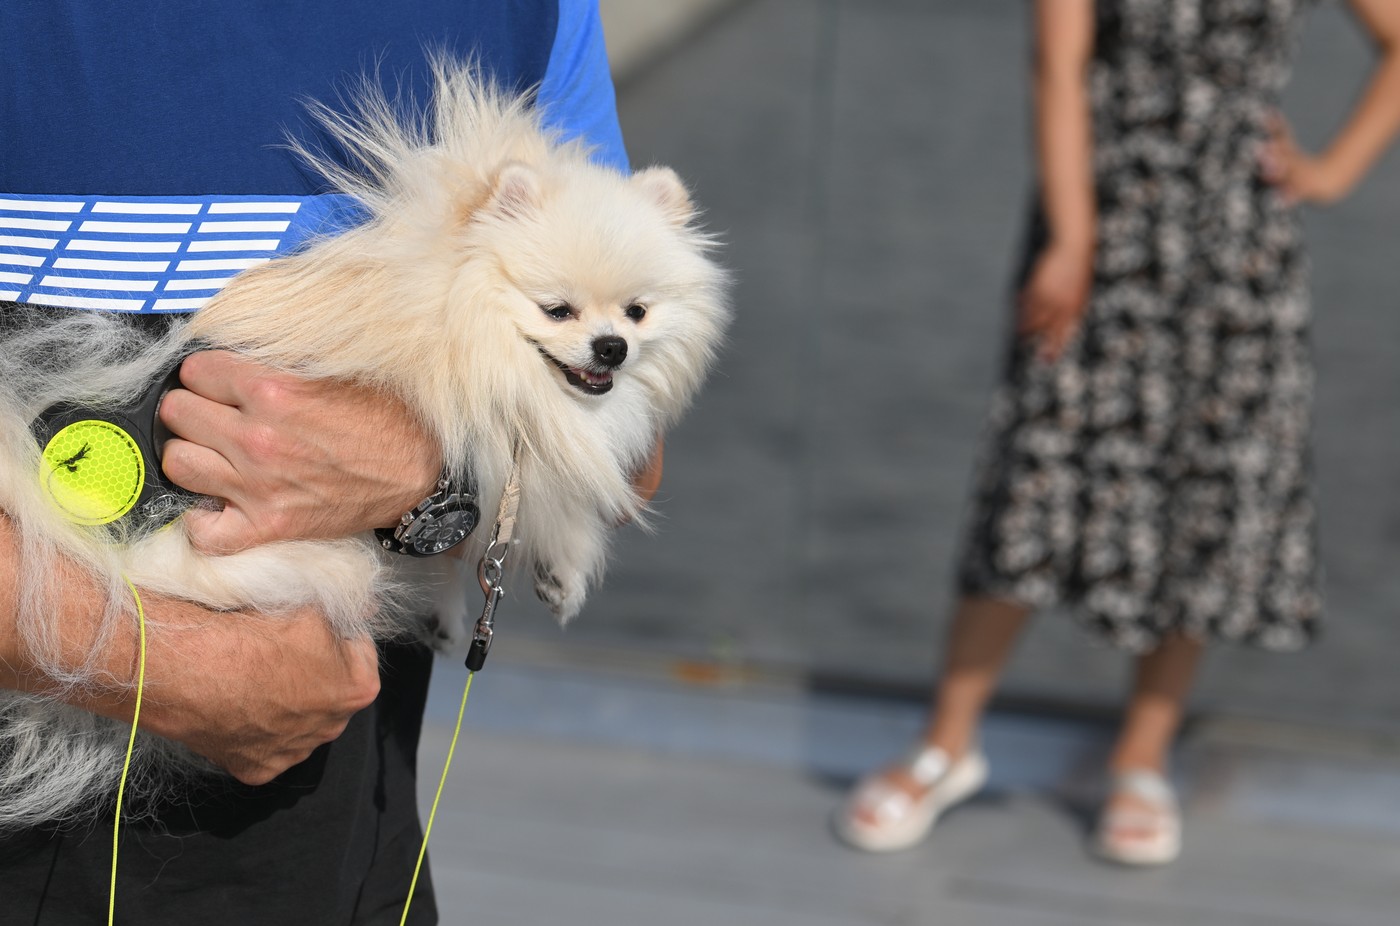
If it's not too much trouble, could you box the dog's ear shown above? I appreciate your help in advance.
[485,162,540,218]
[632,167,694,225]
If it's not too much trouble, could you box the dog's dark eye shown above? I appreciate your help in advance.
[540,303,573,321]
[624,303,647,322]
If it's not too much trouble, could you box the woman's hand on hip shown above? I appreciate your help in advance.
[1259,112,1350,205]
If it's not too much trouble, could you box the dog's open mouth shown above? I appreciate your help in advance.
[538,348,614,396]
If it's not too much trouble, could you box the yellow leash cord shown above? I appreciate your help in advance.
[100,587,475,926]
[104,453,517,922]
[102,595,482,926]
[110,578,147,926]
[399,670,475,926]
[401,454,518,921]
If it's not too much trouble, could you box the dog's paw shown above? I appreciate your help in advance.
[533,563,566,612]
[424,609,469,652]
[421,558,474,652]
[533,562,584,623]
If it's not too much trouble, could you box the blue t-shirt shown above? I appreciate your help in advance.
[0,1,628,313]
[0,0,627,191]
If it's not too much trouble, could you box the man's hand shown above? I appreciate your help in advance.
[159,351,441,553]
[632,439,664,504]
[0,516,379,784]
[135,599,381,784]
[1017,241,1094,362]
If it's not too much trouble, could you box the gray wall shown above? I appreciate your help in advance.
[510,0,1400,733]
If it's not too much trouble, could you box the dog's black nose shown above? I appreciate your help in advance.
[592,335,628,368]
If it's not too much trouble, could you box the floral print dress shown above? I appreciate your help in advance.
[958,0,1319,652]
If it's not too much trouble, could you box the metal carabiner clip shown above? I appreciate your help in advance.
[468,535,508,672]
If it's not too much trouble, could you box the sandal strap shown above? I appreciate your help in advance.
[904,745,952,787]
[1112,769,1177,809]
[850,777,912,822]
[1101,807,1178,831]
[847,745,952,822]
[848,743,981,822]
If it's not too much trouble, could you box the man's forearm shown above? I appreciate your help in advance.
[0,514,142,719]
[0,511,380,782]
[0,516,24,692]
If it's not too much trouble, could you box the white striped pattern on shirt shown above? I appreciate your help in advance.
[0,194,361,313]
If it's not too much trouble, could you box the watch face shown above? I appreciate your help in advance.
[408,501,480,555]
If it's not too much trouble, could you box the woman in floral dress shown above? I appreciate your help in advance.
[837,0,1400,864]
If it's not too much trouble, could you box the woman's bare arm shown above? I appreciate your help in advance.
[1018,0,1097,360]
[1032,0,1097,253]
[1263,0,1400,202]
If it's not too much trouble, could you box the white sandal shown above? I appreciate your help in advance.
[834,744,988,853]
[1091,768,1182,866]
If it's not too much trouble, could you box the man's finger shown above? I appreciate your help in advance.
[226,752,309,787]
[183,505,260,555]
[176,350,259,406]
[161,437,243,500]
[159,386,247,457]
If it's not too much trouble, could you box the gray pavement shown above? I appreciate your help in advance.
[418,655,1400,926]
[495,0,1400,732]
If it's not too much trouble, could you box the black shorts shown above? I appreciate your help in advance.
[0,640,437,926]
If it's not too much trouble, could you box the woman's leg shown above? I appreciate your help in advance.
[922,595,1033,758]
[1110,631,1203,774]
[1096,631,1203,861]
[847,595,1030,828]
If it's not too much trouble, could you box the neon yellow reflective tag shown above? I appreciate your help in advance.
[40,420,146,526]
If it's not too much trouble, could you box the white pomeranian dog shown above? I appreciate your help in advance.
[0,62,729,827]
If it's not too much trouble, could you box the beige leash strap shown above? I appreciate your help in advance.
[467,446,521,671]
[491,470,521,549]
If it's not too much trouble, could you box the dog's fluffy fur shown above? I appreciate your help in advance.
[0,63,729,828]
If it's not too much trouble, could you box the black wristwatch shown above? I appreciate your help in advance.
[375,470,481,556]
